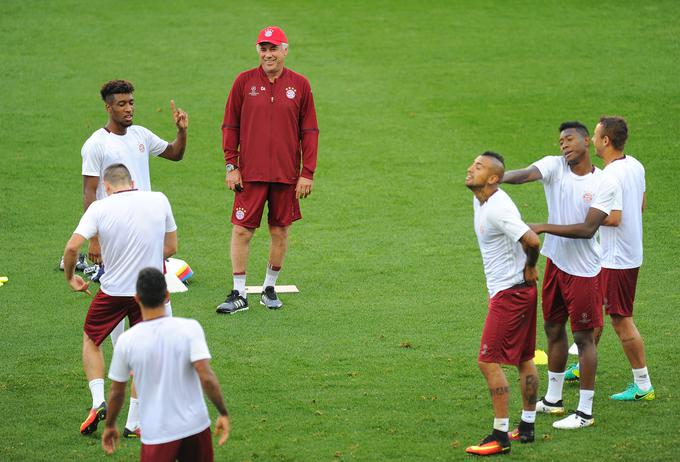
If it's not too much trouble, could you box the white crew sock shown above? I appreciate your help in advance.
[633,367,652,391]
[110,319,125,347]
[493,418,509,432]
[125,398,140,430]
[233,273,246,298]
[521,410,536,424]
[545,371,565,403]
[89,378,105,409]
[164,300,173,317]
[577,389,594,416]
[263,264,281,289]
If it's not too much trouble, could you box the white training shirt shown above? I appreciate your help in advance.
[473,188,531,297]
[533,155,617,277]
[108,317,212,445]
[81,126,168,200]
[73,190,177,296]
[600,155,645,269]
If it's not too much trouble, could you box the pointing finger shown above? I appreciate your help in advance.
[170,99,177,113]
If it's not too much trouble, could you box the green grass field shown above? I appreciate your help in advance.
[2,0,680,460]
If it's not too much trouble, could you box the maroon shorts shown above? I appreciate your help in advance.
[541,258,603,332]
[600,267,639,317]
[141,427,213,462]
[84,290,142,346]
[231,181,301,229]
[478,284,537,366]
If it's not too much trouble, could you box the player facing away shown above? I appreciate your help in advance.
[464,152,541,456]
[102,268,230,461]
[217,26,319,314]
[63,164,177,436]
[502,122,618,429]
[534,117,654,401]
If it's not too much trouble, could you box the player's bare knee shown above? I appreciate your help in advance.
[232,225,255,241]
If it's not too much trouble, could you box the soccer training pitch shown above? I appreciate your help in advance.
[2,1,679,460]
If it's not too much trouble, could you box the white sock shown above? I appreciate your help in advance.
[89,378,105,408]
[545,371,565,403]
[633,367,652,391]
[521,410,536,424]
[577,389,594,416]
[125,398,140,430]
[263,264,280,289]
[164,300,173,317]
[233,273,246,298]
[110,319,125,347]
[493,418,509,432]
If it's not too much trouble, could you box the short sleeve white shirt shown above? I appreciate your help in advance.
[600,155,645,269]
[473,188,530,297]
[81,126,168,200]
[108,317,212,445]
[74,191,177,296]
[532,155,607,277]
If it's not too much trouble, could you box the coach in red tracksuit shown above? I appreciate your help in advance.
[217,26,319,314]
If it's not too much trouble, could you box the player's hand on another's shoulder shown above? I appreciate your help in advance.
[524,265,539,286]
[296,177,313,199]
[170,100,188,130]
[69,275,92,296]
[215,415,231,446]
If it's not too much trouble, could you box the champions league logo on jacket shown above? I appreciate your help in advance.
[249,86,259,97]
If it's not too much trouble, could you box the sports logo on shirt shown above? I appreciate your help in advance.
[138,143,145,152]
[578,312,591,324]
[264,28,273,37]
[249,86,259,97]
[285,87,297,99]
[582,191,593,203]
[260,86,266,91]
[235,207,246,220]
[480,343,489,356]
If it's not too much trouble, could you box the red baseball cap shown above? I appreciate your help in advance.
[256,26,288,45]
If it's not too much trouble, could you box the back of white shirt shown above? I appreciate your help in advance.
[81,126,168,200]
[473,188,530,297]
[108,317,212,445]
[533,156,613,277]
[600,156,645,269]
[73,191,177,296]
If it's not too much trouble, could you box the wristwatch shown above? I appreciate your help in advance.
[226,164,238,172]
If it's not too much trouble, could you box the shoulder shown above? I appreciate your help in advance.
[235,68,259,83]
[82,129,107,150]
[286,68,312,86]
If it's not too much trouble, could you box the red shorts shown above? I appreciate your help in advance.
[84,290,142,346]
[231,181,301,229]
[478,284,537,366]
[600,267,639,317]
[141,427,213,462]
[541,258,603,332]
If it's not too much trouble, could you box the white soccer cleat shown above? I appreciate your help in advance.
[535,397,565,415]
[552,411,594,429]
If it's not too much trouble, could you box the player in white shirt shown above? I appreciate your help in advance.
[592,117,653,401]
[103,268,230,461]
[463,152,541,456]
[63,164,178,437]
[502,122,618,429]
[81,79,188,265]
